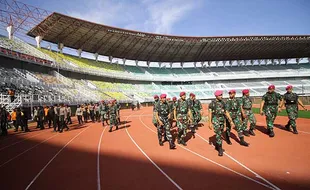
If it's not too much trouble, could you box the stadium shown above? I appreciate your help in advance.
[0,0,310,189]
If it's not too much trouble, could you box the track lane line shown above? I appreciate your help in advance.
[138,115,276,190]
[125,114,183,190]
[25,126,90,190]
[97,126,107,190]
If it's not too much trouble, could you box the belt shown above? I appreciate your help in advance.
[266,103,278,105]
[243,108,251,110]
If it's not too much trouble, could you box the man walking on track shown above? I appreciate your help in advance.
[155,94,176,149]
[100,100,109,126]
[281,85,308,134]
[240,89,256,136]
[208,90,234,156]
[191,93,203,134]
[174,92,192,146]
[260,85,283,137]
[108,100,119,132]
[225,90,249,146]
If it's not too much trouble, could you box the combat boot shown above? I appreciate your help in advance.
[116,125,119,130]
[243,130,250,137]
[269,129,275,137]
[169,141,176,149]
[292,127,298,134]
[163,135,168,142]
[159,140,164,146]
[249,129,255,136]
[285,124,291,131]
[218,144,223,157]
[225,132,232,145]
[109,128,112,132]
[239,137,249,147]
[181,138,187,146]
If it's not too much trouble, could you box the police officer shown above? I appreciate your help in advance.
[281,85,308,134]
[260,85,283,137]
[155,94,176,149]
[108,100,119,132]
[225,90,249,146]
[174,92,192,146]
[240,89,256,136]
[208,90,234,156]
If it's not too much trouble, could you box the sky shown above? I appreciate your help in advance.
[1,0,310,67]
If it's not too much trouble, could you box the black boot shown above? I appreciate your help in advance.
[116,126,119,130]
[225,132,232,145]
[181,138,187,146]
[109,127,112,132]
[249,129,255,136]
[218,144,223,157]
[292,127,298,134]
[169,141,176,149]
[163,135,168,142]
[285,124,291,131]
[159,140,164,146]
[239,137,249,147]
[269,129,275,137]
[243,130,250,137]
[190,125,196,133]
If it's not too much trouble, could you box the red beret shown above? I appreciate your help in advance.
[286,85,293,90]
[268,85,275,90]
[172,97,177,101]
[190,93,195,97]
[160,94,167,99]
[242,89,249,94]
[154,95,159,99]
[229,89,236,94]
[180,92,186,97]
[214,90,223,96]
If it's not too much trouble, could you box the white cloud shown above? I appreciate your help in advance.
[67,0,199,35]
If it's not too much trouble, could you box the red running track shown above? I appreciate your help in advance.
[0,107,309,190]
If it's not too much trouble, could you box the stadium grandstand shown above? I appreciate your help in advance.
[0,0,309,113]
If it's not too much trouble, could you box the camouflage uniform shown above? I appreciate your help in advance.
[100,102,109,126]
[225,98,244,138]
[108,104,118,131]
[155,102,173,143]
[175,99,190,145]
[116,102,121,123]
[152,100,160,127]
[209,99,226,146]
[240,95,256,131]
[192,99,202,126]
[262,92,282,131]
[283,92,298,131]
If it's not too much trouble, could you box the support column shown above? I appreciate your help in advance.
[58,43,64,53]
[285,59,288,65]
[135,60,138,66]
[77,48,82,58]
[123,58,126,65]
[180,62,183,68]
[147,61,150,67]
[6,25,14,40]
[296,58,300,65]
[35,36,43,48]
[170,62,173,68]
[94,53,99,61]
[250,60,254,66]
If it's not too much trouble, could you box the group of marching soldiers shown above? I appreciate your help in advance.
[153,85,307,157]
[153,92,203,150]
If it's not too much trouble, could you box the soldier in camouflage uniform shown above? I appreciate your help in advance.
[225,90,249,146]
[174,92,192,146]
[191,94,203,133]
[240,89,256,136]
[208,90,234,156]
[155,94,176,149]
[152,95,160,127]
[108,100,119,132]
[260,85,283,137]
[115,100,121,124]
[100,100,109,126]
[281,85,308,134]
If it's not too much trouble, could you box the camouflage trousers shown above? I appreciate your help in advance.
[152,112,158,127]
[226,115,244,138]
[192,111,202,126]
[109,114,118,128]
[157,117,172,141]
[177,114,188,139]
[243,109,256,130]
[211,116,225,145]
[286,106,298,128]
[264,106,278,130]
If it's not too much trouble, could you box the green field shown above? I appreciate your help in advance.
[252,108,310,119]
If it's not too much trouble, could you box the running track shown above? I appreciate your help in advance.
[0,107,309,190]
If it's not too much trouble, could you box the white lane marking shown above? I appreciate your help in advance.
[0,134,59,168]
[125,115,183,190]
[138,116,276,190]
[97,127,107,190]
[195,133,280,190]
[25,126,90,190]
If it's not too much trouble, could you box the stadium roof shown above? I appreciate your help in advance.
[27,12,310,63]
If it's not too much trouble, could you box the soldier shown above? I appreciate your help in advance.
[115,100,121,124]
[240,89,256,136]
[155,94,176,149]
[174,92,192,146]
[76,105,83,125]
[152,95,160,128]
[208,90,234,156]
[225,90,249,146]
[59,103,69,133]
[260,85,283,137]
[108,100,119,132]
[281,85,308,134]
[65,105,72,125]
[191,94,203,133]
[100,100,109,126]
